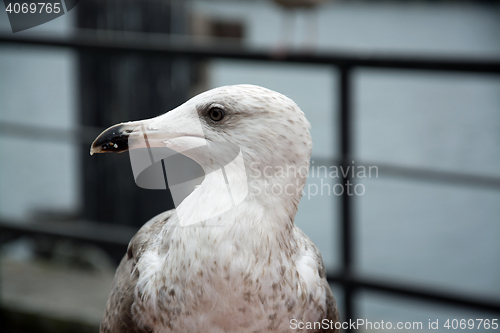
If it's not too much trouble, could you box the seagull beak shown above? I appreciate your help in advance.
[90,119,165,155]
[90,122,134,155]
[90,109,207,156]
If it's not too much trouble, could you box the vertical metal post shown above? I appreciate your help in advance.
[339,65,355,329]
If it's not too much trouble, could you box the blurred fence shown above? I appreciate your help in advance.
[1,31,500,331]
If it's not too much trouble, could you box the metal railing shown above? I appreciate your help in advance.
[1,32,500,329]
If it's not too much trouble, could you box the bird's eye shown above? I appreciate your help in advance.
[209,107,224,121]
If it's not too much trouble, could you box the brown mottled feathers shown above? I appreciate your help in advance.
[296,228,340,333]
[100,210,339,333]
[322,286,340,333]
[100,210,174,333]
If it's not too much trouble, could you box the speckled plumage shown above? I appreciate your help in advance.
[94,85,339,333]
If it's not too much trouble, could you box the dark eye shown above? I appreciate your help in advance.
[209,107,224,121]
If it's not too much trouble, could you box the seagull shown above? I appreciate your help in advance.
[91,84,339,333]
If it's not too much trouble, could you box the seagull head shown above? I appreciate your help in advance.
[91,84,312,209]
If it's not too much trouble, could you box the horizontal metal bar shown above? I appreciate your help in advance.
[363,161,500,190]
[0,219,135,250]
[0,121,101,146]
[1,33,500,74]
[327,272,500,314]
[312,156,500,190]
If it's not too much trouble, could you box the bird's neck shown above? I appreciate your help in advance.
[245,158,309,222]
[167,195,298,272]
[174,150,309,231]
[169,168,306,258]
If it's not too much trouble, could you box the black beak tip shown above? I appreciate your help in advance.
[90,124,131,155]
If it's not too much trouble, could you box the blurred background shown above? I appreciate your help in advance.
[0,0,499,332]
